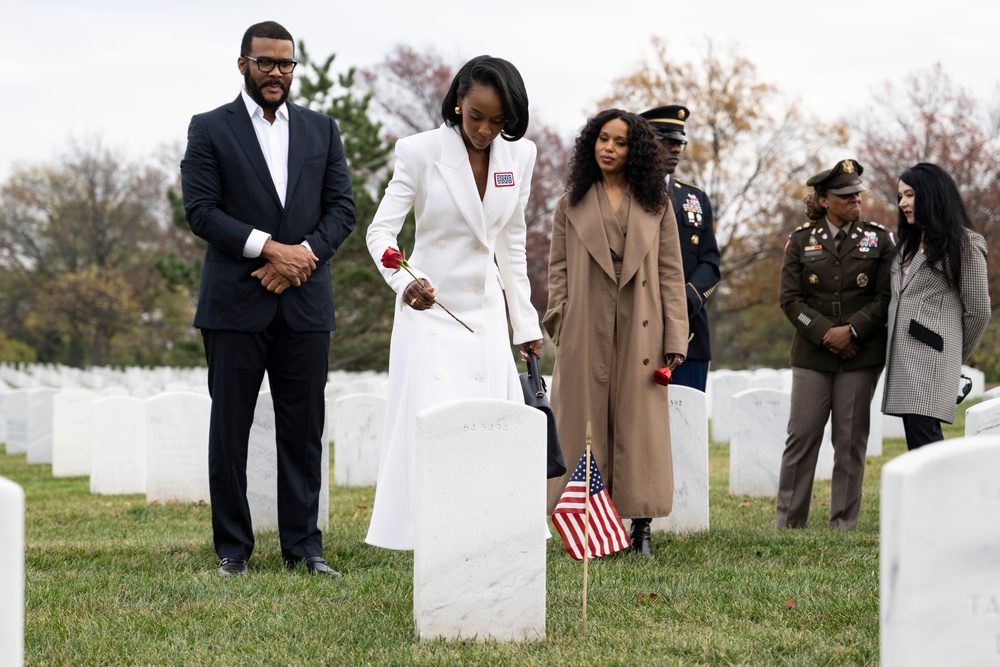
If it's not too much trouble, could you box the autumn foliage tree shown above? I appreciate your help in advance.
[853,64,1000,377]
[0,140,183,366]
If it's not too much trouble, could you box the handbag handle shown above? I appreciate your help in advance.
[526,351,546,398]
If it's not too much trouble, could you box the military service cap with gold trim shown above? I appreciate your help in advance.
[806,159,866,196]
[639,105,689,143]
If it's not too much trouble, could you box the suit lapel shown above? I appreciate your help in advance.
[482,138,518,237]
[900,250,926,292]
[566,186,616,281]
[619,200,659,287]
[224,96,282,209]
[285,103,306,207]
[435,125,488,247]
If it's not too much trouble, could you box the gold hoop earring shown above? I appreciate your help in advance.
[454,106,461,115]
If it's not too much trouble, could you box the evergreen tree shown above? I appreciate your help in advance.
[295,42,409,371]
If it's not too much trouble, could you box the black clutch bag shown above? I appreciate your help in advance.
[519,352,567,479]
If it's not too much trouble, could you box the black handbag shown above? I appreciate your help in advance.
[519,352,567,479]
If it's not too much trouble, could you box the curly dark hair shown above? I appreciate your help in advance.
[895,163,974,287]
[565,109,668,213]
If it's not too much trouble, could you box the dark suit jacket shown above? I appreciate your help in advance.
[671,178,720,361]
[180,95,356,332]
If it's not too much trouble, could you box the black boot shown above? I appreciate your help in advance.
[630,518,652,557]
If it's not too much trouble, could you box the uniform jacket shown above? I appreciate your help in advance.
[364,125,541,550]
[779,218,893,371]
[181,95,356,332]
[882,229,991,423]
[543,187,688,518]
[671,178,720,361]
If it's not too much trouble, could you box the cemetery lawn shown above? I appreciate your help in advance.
[2,403,977,667]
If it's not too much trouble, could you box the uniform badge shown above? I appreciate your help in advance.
[691,235,699,246]
[809,236,817,245]
[821,233,828,240]
[682,194,703,218]
[784,234,792,254]
[494,172,515,187]
[842,160,855,173]
[857,230,878,253]
[809,274,819,284]
[857,273,869,287]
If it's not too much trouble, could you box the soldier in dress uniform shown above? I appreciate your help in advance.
[639,105,721,391]
[776,159,893,530]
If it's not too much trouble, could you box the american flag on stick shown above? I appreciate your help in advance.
[551,449,631,560]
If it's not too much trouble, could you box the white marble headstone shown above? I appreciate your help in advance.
[0,476,24,667]
[965,397,1000,438]
[246,391,330,532]
[52,390,99,477]
[729,389,790,497]
[0,390,8,446]
[90,397,147,495]
[332,393,385,488]
[26,388,57,464]
[146,392,211,504]
[652,385,709,533]
[710,372,752,443]
[413,399,545,642]
[880,435,1000,666]
[867,374,885,457]
[5,389,28,455]
[983,386,1000,402]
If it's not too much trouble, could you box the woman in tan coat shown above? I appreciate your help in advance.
[544,109,688,556]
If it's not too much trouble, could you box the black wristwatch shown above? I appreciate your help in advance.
[848,323,859,340]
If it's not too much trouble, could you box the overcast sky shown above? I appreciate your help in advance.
[5,0,998,182]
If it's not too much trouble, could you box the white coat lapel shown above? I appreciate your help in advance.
[482,138,519,236]
[435,125,488,247]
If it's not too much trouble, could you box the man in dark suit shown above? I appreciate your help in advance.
[639,105,721,392]
[776,160,892,530]
[181,21,355,576]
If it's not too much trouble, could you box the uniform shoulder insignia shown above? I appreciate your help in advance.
[794,221,812,232]
[674,179,704,192]
[863,220,887,230]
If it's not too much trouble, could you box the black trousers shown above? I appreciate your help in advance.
[901,414,943,451]
[202,308,330,562]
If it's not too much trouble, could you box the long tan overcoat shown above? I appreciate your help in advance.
[543,186,689,518]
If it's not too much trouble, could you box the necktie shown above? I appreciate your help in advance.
[835,229,846,250]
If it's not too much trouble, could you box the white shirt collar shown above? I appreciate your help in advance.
[240,88,289,122]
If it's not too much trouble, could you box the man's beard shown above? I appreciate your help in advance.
[245,71,289,110]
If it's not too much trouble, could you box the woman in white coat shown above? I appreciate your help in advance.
[882,163,991,449]
[365,56,543,550]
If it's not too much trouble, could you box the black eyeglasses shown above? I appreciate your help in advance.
[243,55,297,74]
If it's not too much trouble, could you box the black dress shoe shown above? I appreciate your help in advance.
[218,558,248,576]
[630,518,653,557]
[304,556,341,577]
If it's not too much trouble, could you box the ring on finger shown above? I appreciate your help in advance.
[411,297,418,306]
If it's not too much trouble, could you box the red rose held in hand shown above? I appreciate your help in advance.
[381,247,404,270]
[654,367,672,386]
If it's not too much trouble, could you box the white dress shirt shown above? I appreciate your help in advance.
[240,88,289,258]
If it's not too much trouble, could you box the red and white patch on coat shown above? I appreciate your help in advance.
[494,172,515,187]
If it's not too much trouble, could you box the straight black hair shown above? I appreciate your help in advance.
[441,55,529,141]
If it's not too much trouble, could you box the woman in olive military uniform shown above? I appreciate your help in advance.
[776,159,893,530]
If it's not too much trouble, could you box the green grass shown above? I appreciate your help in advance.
[1,403,979,666]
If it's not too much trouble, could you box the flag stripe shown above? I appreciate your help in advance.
[551,452,631,560]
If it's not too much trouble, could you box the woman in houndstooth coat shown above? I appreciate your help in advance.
[882,163,991,450]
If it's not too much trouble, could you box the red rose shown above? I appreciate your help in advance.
[381,247,404,270]
[654,367,672,386]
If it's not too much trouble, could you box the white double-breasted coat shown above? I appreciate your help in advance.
[364,124,542,550]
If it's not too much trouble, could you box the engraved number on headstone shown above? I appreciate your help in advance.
[463,422,509,432]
